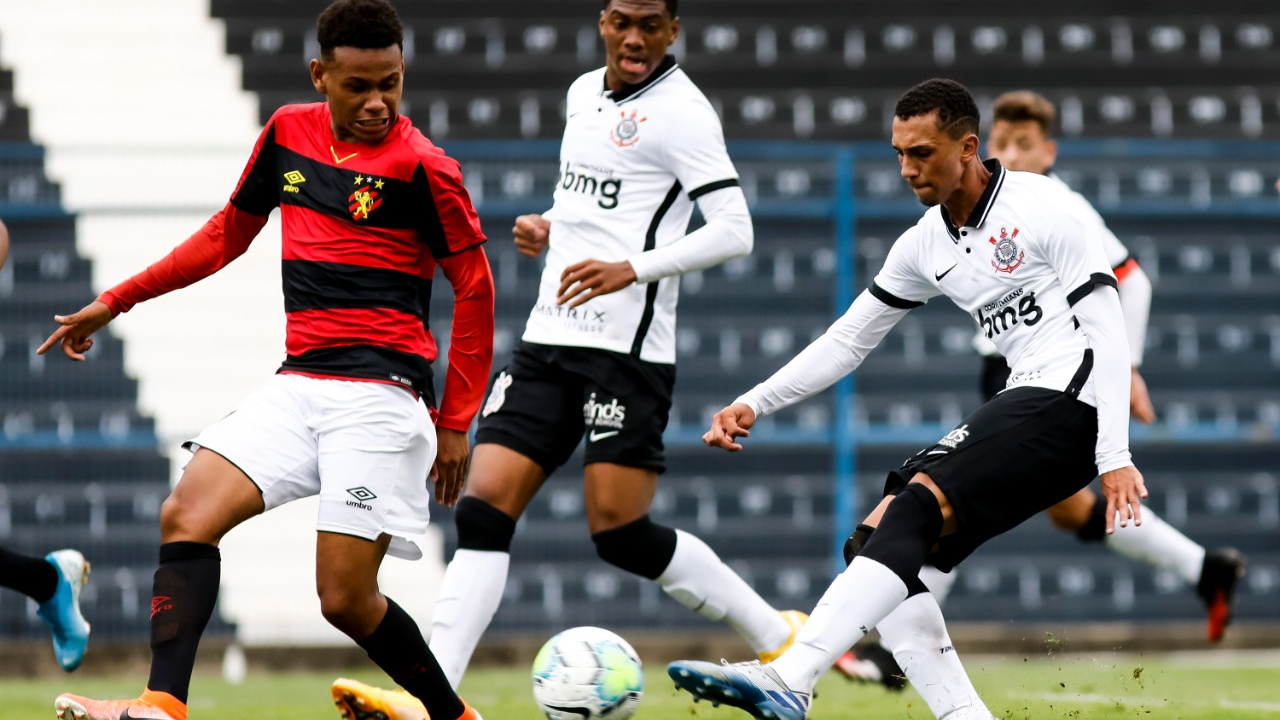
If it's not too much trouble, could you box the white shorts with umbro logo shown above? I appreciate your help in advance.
[186,373,435,560]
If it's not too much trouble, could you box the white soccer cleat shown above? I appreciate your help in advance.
[668,658,811,720]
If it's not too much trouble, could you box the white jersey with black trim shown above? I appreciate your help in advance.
[972,171,1131,356]
[736,159,1134,472]
[522,57,740,363]
[874,161,1116,399]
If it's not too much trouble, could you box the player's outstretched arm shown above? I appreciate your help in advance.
[703,402,756,452]
[37,204,265,362]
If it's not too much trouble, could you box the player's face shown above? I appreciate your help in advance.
[987,120,1056,175]
[310,45,404,144]
[599,0,679,90]
[891,111,977,207]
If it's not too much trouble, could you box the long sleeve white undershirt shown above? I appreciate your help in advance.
[625,186,753,284]
[1117,264,1151,367]
[736,290,908,417]
[1074,285,1133,473]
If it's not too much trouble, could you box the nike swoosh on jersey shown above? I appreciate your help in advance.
[589,429,621,441]
[927,450,949,455]
[934,264,958,281]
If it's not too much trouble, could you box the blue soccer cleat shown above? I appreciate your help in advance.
[36,549,91,672]
[668,658,811,720]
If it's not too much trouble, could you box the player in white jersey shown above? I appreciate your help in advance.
[835,91,1247,689]
[331,1,809,715]
[668,79,1150,720]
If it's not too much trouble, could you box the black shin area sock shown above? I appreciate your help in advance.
[147,542,221,703]
[859,484,945,587]
[359,598,464,720]
[0,546,58,602]
[1075,494,1109,542]
[591,515,678,580]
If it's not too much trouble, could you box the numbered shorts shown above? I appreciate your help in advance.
[475,342,675,475]
[882,385,1099,572]
[186,373,436,560]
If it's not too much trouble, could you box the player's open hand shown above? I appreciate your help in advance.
[557,259,638,309]
[1100,465,1148,534]
[1129,367,1156,425]
[37,300,114,361]
[703,402,756,451]
[513,214,551,257]
[431,427,471,507]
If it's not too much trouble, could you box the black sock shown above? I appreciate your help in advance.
[359,598,464,720]
[1075,494,1108,543]
[0,546,58,602]
[147,542,221,704]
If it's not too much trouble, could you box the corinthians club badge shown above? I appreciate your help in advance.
[610,110,646,148]
[990,226,1025,274]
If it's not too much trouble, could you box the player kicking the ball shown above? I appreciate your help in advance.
[668,78,1148,720]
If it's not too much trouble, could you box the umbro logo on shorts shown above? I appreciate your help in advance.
[346,487,377,511]
[347,487,377,502]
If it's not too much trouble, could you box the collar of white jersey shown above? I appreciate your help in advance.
[939,158,1006,242]
[602,55,679,104]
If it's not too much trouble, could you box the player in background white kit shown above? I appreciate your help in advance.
[332,2,809,717]
[669,78,1150,720]
[835,90,1247,689]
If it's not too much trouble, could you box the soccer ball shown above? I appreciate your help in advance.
[531,626,644,719]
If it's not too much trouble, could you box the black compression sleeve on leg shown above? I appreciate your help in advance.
[843,524,876,566]
[359,598,465,720]
[844,522,932,596]
[858,484,945,588]
[454,496,518,552]
[0,546,58,602]
[591,515,678,580]
[1075,493,1109,543]
[147,542,221,704]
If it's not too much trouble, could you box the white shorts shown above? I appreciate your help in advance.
[187,373,436,560]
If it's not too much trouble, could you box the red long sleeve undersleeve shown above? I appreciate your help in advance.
[434,245,495,432]
[97,202,267,315]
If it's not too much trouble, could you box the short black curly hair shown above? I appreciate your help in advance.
[894,78,980,139]
[317,0,404,58]
[602,0,678,18]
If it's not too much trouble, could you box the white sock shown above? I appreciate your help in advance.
[919,564,958,604]
[428,548,509,689]
[656,529,790,655]
[877,593,994,720]
[770,557,907,693]
[1104,505,1206,584]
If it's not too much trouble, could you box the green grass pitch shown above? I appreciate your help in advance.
[3,652,1276,719]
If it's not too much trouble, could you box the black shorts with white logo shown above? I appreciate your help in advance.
[883,382,1098,572]
[475,341,676,475]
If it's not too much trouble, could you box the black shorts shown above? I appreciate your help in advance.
[475,342,676,475]
[883,385,1099,572]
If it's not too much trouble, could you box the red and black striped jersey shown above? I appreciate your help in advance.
[99,103,494,431]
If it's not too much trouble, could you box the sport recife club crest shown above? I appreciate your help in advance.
[610,110,646,148]
[349,174,384,221]
[990,226,1024,273]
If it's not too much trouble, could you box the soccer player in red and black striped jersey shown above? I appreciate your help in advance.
[39,2,491,719]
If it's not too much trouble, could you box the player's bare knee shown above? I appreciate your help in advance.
[316,580,376,634]
[158,493,208,543]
